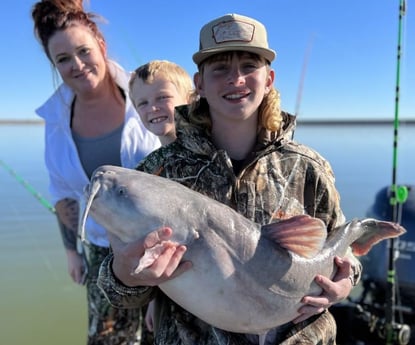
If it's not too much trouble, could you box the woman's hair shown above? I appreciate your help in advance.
[32,0,104,62]
[188,52,282,135]
[129,60,194,104]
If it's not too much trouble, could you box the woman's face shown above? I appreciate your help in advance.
[195,52,274,127]
[48,25,107,96]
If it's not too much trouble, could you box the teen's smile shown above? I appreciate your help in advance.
[223,90,251,101]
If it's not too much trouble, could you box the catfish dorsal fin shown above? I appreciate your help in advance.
[262,215,327,258]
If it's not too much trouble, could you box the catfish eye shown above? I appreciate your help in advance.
[117,186,127,197]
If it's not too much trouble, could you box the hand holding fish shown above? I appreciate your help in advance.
[66,249,86,285]
[109,227,192,287]
[293,256,353,324]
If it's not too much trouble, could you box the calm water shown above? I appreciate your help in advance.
[0,122,414,345]
[295,121,414,220]
[0,124,86,345]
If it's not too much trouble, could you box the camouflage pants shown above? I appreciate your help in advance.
[85,244,154,345]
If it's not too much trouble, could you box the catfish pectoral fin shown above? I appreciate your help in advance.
[262,215,327,259]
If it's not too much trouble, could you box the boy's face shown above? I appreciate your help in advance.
[195,52,273,127]
[131,76,188,139]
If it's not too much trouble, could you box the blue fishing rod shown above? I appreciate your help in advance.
[384,1,410,344]
[0,159,56,214]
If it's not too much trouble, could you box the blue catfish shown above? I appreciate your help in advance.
[80,165,405,336]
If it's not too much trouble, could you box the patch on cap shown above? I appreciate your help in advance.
[213,20,254,44]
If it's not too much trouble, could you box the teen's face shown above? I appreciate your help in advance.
[195,53,274,125]
[131,77,188,137]
[48,25,107,95]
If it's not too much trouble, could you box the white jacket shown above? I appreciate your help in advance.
[36,61,161,247]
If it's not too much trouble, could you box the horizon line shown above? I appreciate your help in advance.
[1,118,415,126]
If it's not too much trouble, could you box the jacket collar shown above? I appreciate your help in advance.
[174,105,296,157]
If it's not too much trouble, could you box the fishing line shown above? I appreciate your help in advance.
[115,24,144,67]
[0,159,55,214]
[0,159,63,281]
[385,0,409,344]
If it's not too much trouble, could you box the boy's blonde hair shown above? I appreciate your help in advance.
[129,60,193,104]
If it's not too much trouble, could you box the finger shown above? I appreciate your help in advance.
[300,295,330,308]
[310,274,336,296]
[164,246,192,278]
[292,307,326,324]
[298,296,331,314]
[292,312,311,324]
[144,227,173,249]
[72,267,83,285]
[334,256,352,279]
[148,244,182,277]
[139,245,191,283]
[69,270,78,283]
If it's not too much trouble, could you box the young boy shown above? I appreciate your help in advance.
[128,60,194,333]
[129,60,194,145]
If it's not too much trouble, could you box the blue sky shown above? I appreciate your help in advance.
[1,0,414,120]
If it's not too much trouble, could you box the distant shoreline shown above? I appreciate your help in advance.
[0,119,45,125]
[298,118,415,126]
[1,118,415,126]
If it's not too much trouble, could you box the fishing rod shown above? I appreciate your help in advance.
[294,33,314,118]
[384,0,410,344]
[289,33,314,142]
[0,159,55,214]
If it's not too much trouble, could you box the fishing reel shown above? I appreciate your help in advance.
[351,280,413,345]
[375,320,412,345]
[331,299,412,345]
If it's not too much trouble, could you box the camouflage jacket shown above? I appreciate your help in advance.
[98,105,361,345]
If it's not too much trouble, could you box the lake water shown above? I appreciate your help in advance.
[0,122,414,345]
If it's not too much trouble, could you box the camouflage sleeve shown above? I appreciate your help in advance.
[97,253,155,308]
